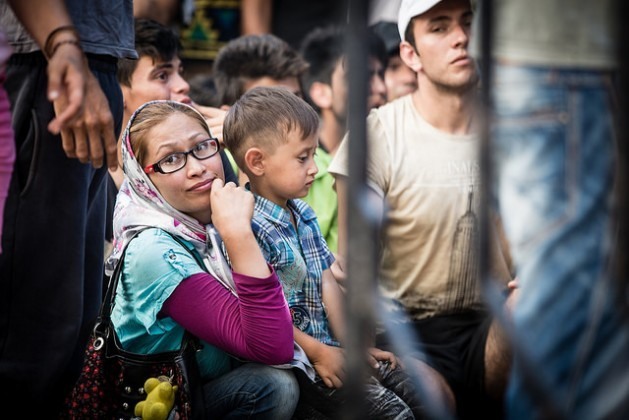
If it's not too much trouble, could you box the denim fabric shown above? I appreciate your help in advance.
[203,363,299,419]
[491,64,629,419]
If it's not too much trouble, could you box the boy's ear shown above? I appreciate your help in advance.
[244,147,266,176]
[309,81,333,110]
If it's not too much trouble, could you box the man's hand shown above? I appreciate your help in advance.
[47,45,117,169]
[367,347,399,370]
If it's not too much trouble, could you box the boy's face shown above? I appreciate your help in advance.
[404,0,477,92]
[122,55,191,119]
[257,130,319,207]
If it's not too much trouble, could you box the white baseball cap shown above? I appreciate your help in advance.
[397,0,443,40]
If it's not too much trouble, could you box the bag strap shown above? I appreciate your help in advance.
[99,228,209,324]
[99,228,149,323]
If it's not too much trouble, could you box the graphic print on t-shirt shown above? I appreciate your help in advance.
[445,184,481,311]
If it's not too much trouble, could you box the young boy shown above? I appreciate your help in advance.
[223,86,423,419]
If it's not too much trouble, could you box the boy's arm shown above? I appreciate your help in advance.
[293,327,345,389]
[321,267,347,344]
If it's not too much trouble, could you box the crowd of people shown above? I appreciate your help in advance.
[0,0,628,419]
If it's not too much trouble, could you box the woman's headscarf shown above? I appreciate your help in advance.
[105,100,235,293]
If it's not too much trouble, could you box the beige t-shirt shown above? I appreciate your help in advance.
[329,95,512,320]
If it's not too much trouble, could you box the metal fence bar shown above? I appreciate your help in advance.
[343,0,376,418]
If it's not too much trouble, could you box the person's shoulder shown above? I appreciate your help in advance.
[126,228,194,264]
[367,94,414,139]
[372,94,411,119]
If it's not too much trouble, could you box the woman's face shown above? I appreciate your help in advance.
[143,112,224,224]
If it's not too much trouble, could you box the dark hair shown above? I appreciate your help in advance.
[370,21,401,57]
[368,27,389,71]
[117,18,183,86]
[404,17,417,50]
[299,25,346,108]
[212,34,309,106]
[188,73,220,107]
[223,86,319,173]
[300,25,388,109]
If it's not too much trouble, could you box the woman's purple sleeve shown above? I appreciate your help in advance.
[161,268,294,365]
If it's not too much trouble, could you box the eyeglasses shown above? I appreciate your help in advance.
[144,138,220,174]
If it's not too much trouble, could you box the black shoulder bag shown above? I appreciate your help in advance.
[61,229,206,419]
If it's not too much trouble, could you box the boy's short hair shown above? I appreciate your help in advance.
[212,34,309,106]
[223,86,319,173]
[117,18,183,86]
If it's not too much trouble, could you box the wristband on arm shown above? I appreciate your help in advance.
[44,25,82,59]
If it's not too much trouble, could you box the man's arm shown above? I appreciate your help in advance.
[7,0,118,170]
[240,0,272,35]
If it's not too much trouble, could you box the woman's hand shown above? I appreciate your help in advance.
[210,178,254,240]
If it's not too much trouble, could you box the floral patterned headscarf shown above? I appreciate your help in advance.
[105,100,235,293]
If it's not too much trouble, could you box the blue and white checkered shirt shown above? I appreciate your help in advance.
[251,194,338,347]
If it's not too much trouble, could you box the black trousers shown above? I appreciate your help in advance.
[0,52,122,417]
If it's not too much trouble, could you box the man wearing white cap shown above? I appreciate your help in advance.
[329,0,515,418]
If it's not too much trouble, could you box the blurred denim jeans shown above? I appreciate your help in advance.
[203,363,299,419]
[491,64,629,419]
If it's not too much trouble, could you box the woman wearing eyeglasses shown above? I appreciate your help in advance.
[107,100,299,418]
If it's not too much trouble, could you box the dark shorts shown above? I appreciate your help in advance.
[377,309,500,419]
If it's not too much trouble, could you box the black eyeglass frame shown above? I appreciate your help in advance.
[143,137,220,174]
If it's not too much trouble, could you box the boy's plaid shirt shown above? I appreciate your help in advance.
[251,194,339,347]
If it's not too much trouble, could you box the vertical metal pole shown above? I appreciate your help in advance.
[343,0,375,418]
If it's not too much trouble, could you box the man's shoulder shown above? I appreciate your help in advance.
[372,94,412,118]
[367,94,414,133]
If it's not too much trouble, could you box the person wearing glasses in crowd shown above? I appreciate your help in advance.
[108,99,299,418]
[104,18,240,262]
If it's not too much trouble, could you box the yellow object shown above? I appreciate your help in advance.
[134,376,178,420]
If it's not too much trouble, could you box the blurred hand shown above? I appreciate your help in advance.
[367,347,399,370]
[193,103,227,147]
